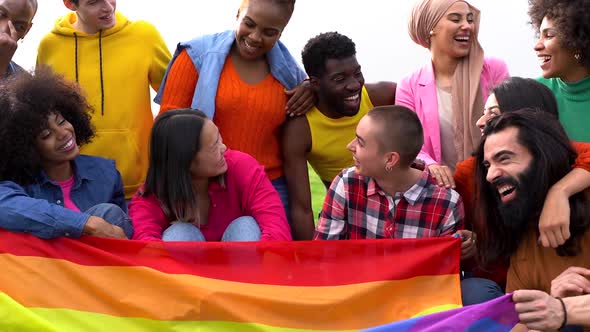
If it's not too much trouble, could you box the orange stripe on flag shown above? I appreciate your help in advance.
[0,253,460,330]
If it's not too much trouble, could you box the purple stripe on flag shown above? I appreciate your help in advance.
[363,294,519,332]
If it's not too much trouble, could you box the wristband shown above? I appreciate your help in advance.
[555,297,567,330]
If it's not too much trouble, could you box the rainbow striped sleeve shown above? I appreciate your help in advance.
[0,231,462,331]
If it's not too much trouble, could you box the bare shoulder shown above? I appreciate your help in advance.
[365,81,397,106]
[283,115,312,152]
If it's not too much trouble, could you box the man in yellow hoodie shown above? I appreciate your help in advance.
[37,0,171,199]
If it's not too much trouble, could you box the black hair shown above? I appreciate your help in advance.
[529,0,590,68]
[493,77,559,118]
[475,110,590,265]
[301,32,356,78]
[143,109,216,222]
[0,67,95,185]
[366,105,424,167]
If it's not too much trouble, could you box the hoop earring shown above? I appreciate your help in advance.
[575,52,582,61]
[385,166,393,172]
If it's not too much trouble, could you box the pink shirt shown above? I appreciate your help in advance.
[130,149,292,241]
[55,176,81,212]
[395,57,509,165]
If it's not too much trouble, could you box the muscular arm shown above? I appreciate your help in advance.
[365,81,397,106]
[282,116,315,240]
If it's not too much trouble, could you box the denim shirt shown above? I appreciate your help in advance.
[155,30,307,118]
[0,155,126,239]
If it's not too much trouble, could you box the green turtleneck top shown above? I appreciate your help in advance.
[538,76,590,142]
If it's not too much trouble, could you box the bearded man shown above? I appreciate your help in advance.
[474,110,590,332]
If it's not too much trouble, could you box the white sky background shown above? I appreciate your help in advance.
[16,0,540,89]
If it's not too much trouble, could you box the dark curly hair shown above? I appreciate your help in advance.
[0,67,95,185]
[529,0,590,68]
[301,32,356,78]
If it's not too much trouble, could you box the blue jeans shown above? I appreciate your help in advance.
[271,177,289,218]
[460,277,504,306]
[85,203,134,239]
[162,216,261,242]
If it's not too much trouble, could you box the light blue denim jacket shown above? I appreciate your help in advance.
[155,30,307,118]
[0,155,126,239]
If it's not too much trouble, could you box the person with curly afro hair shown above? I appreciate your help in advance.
[530,0,590,142]
[0,67,133,239]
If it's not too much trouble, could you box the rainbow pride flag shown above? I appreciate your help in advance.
[0,230,461,331]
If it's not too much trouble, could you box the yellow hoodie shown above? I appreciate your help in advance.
[37,12,171,199]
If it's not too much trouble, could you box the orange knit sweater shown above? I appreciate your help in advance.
[159,50,287,180]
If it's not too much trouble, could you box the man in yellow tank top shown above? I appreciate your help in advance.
[283,32,396,240]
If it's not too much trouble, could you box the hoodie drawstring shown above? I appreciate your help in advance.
[99,30,105,116]
[74,33,79,83]
[73,31,105,116]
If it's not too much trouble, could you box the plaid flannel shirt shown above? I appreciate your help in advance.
[314,165,464,240]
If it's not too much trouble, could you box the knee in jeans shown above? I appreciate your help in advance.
[222,216,261,242]
[86,203,133,239]
[162,222,206,242]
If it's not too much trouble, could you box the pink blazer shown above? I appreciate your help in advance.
[395,57,509,165]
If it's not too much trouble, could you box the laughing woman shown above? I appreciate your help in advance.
[0,68,133,239]
[156,0,313,229]
[396,0,508,184]
[530,0,590,142]
[130,109,291,242]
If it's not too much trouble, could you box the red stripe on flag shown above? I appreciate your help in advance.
[0,230,460,286]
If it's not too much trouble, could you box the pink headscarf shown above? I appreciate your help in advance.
[408,0,484,161]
